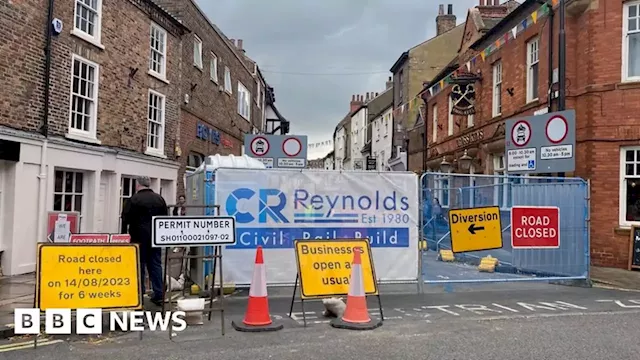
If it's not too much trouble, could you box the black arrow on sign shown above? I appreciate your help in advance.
[468,223,485,235]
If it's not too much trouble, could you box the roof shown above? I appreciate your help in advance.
[367,88,393,120]
[145,0,190,35]
[268,103,287,123]
[470,0,529,50]
[390,51,409,73]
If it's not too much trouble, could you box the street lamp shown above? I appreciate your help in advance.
[439,157,452,173]
[458,149,472,173]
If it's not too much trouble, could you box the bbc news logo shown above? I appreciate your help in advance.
[14,309,187,334]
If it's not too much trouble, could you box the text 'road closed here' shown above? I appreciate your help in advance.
[448,206,503,253]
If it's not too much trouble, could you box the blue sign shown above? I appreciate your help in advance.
[218,172,415,250]
[197,122,220,145]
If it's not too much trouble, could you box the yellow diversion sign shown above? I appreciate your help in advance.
[36,244,142,310]
[448,206,503,253]
[294,239,378,299]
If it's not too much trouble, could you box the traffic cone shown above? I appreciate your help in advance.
[330,248,383,330]
[232,246,283,332]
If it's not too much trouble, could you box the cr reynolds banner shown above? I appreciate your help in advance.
[214,169,419,285]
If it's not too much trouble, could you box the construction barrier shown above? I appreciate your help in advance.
[213,168,421,286]
[420,172,590,284]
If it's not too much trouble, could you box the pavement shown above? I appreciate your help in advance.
[1,283,640,358]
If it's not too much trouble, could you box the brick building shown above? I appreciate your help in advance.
[152,0,269,195]
[0,0,188,275]
[422,0,640,269]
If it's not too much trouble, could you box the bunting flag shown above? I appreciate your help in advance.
[511,26,517,39]
[532,10,538,24]
[308,140,334,149]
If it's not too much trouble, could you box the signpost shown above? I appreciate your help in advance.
[511,206,560,248]
[243,134,308,169]
[505,110,576,174]
[151,216,236,247]
[290,238,382,327]
[47,211,80,243]
[36,244,141,310]
[70,234,110,243]
[448,206,503,253]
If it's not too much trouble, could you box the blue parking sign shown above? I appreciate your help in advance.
[527,160,535,169]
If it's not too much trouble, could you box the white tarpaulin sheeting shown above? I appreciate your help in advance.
[214,169,419,285]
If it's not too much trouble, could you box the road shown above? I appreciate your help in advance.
[2,284,640,359]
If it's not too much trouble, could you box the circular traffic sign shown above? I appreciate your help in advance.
[545,115,568,144]
[250,136,269,157]
[511,120,532,147]
[282,137,302,157]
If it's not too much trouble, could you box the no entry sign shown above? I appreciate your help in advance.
[511,206,560,248]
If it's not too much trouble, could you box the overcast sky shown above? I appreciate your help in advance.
[196,0,479,159]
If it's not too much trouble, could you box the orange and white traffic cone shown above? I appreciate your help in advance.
[232,246,284,332]
[330,248,382,330]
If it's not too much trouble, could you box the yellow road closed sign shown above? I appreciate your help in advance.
[294,239,378,299]
[36,244,142,311]
[448,206,503,253]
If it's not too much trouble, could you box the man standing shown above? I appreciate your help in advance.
[121,176,167,306]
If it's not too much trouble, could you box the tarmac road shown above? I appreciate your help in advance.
[2,284,640,359]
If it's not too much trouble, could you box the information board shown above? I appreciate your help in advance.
[36,244,141,310]
[629,226,640,270]
[294,239,378,299]
[448,206,503,253]
[152,216,236,247]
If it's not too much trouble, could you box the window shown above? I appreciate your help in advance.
[620,147,640,225]
[119,176,136,231]
[69,55,99,139]
[255,79,261,108]
[467,114,474,127]
[186,152,205,172]
[432,104,438,143]
[493,155,508,208]
[447,96,454,136]
[149,24,166,78]
[398,70,404,101]
[624,2,640,81]
[54,170,85,227]
[224,67,232,93]
[526,37,540,102]
[210,52,218,82]
[492,61,502,116]
[147,90,165,155]
[73,0,102,44]
[237,82,251,120]
[385,114,389,136]
[376,121,380,140]
[380,150,385,170]
[193,35,203,69]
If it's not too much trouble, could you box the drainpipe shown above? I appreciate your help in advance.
[547,4,555,113]
[37,0,55,243]
[557,0,566,111]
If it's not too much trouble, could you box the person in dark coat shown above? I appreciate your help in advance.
[173,195,186,216]
[121,176,168,306]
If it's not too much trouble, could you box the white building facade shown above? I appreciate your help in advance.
[371,106,393,171]
[333,126,347,170]
[350,106,368,170]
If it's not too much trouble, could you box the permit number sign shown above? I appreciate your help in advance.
[294,239,378,299]
[448,206,503,253]
[36,244,141,310]
[511,206,560,248]
[152,216,237,247]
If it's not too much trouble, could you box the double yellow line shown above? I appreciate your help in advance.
[0,338,63,353]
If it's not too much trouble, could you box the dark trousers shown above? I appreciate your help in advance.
[140,246,163,301]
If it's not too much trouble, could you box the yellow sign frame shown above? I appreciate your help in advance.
[35,243,142,311]
[448,206,503,253]
[293,239,378,299]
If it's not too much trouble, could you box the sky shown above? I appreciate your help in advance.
[196,0,479,159]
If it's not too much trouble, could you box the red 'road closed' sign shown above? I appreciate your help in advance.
[511,206,560,248]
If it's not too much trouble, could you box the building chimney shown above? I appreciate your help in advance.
[375,92,379,97]
[230,38,236,46]
[237,39,244,52]
[436,4,456,36]
[479,0,484,5]
[386,76,393,89]
[350,94,364,112]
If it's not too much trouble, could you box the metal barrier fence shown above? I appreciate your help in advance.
[419,172,590,284]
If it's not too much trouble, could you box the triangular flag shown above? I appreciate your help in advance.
[512,26,517,39]
[471,57,477,65]
[495,40,500,49]
[439,79,444,88]
[503,33,509,43]
[480,50,486,61]
[540,3,549,14]
[532,11,538,24]
[552,0,558,6]
[522,19,528,29]
[465,62,470,71]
